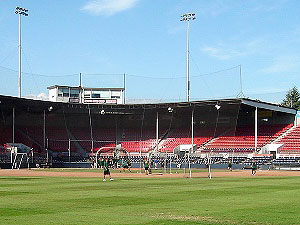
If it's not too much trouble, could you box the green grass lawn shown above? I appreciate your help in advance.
[1,176,300,225]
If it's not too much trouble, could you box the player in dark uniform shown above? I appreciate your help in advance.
[103,158,113,181]
[228,160,233,171]
[144,159,149,175]
[251,160,257,176]
[98,157,104,169]
[121,159,131,173]
[127,159,132,172]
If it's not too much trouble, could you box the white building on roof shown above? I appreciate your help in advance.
[47,85,124,104]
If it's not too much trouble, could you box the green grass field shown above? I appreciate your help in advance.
[1,176,300,225]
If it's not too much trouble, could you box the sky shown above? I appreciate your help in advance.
[0,0,300,103]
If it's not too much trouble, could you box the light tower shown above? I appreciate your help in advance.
[180,12,196,102]
[15,6,29,98]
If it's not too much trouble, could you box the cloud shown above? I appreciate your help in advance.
[167,25,185,35]
[250,0,288,13]
[201,46,243,60]
[201,38,266,60]
[24,93,49,101]
[81,0,139,16]
[261,55,300,74]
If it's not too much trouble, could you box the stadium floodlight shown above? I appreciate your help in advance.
[15,6,29,98]
[100,110,105,115]
[180,12,196,102]
[215,104,221,110]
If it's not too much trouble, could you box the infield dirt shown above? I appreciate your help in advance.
[1,169,300,178]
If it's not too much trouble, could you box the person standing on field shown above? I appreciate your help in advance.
[98,157,104,169]
[144,159,149,175]
[251,160,257,176]
[103,158,113,181]
[228,160,233,171]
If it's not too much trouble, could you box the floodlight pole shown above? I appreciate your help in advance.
[186,20,190,102]
[15,7,28,98]
[18,13,22,98]
[180,13,196,102]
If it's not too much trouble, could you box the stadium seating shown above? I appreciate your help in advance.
[275,125,300,153]
[202,124,292,153]
[70,127,116,152]
[0,126,12,151]
[120,128,158,152]
[1,123,294,156]
[160,128,211,153]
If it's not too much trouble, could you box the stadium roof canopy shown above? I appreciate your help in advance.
[0,94,297,115]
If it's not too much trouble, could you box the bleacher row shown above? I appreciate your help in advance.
[0,124,300,155]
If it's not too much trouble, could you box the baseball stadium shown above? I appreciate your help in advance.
[1,91,300,224]
[2,2,300,225]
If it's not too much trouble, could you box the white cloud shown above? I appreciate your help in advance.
[250,0,288,13]
[24,93,49,101]
[81,0,139,16]
[201,46,239,60]
[261,55,300,74]
[167,25,184,35]
[201,38,266,60]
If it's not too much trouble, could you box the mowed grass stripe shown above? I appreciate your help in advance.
[0,176,300,224]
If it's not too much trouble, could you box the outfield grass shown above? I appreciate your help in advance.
[1,176,300,225]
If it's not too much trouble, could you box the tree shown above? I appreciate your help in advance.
[282,86,300,110]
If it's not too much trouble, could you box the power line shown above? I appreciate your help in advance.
[0,65,78,77]
[0,64,240,79]
[84,73,124,76]
[127,65,240,79]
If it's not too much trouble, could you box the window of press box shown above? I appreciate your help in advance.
[58,88,69,97]
[92,90,101,98]
[70,89,79,97]
[111,91,121,98]
[100,91,110,99]
[84,90,91,98]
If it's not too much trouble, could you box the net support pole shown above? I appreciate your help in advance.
[123,73,126,104]
[88,106,94,153]
[68,139,71,162]
[46,138,49,163]
[156,111,159,151]
[164,151,167,174]
[139,145,142,174]
[255,107,258,152]
[12,107,15,144]
[184,152,186,177]
[189,108,194,178]
[43,110,46,150]
[170,156,172,174]
[208,151,212,179]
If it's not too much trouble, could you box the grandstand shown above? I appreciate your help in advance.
[275,125,300,154]
[0,94,298,168]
